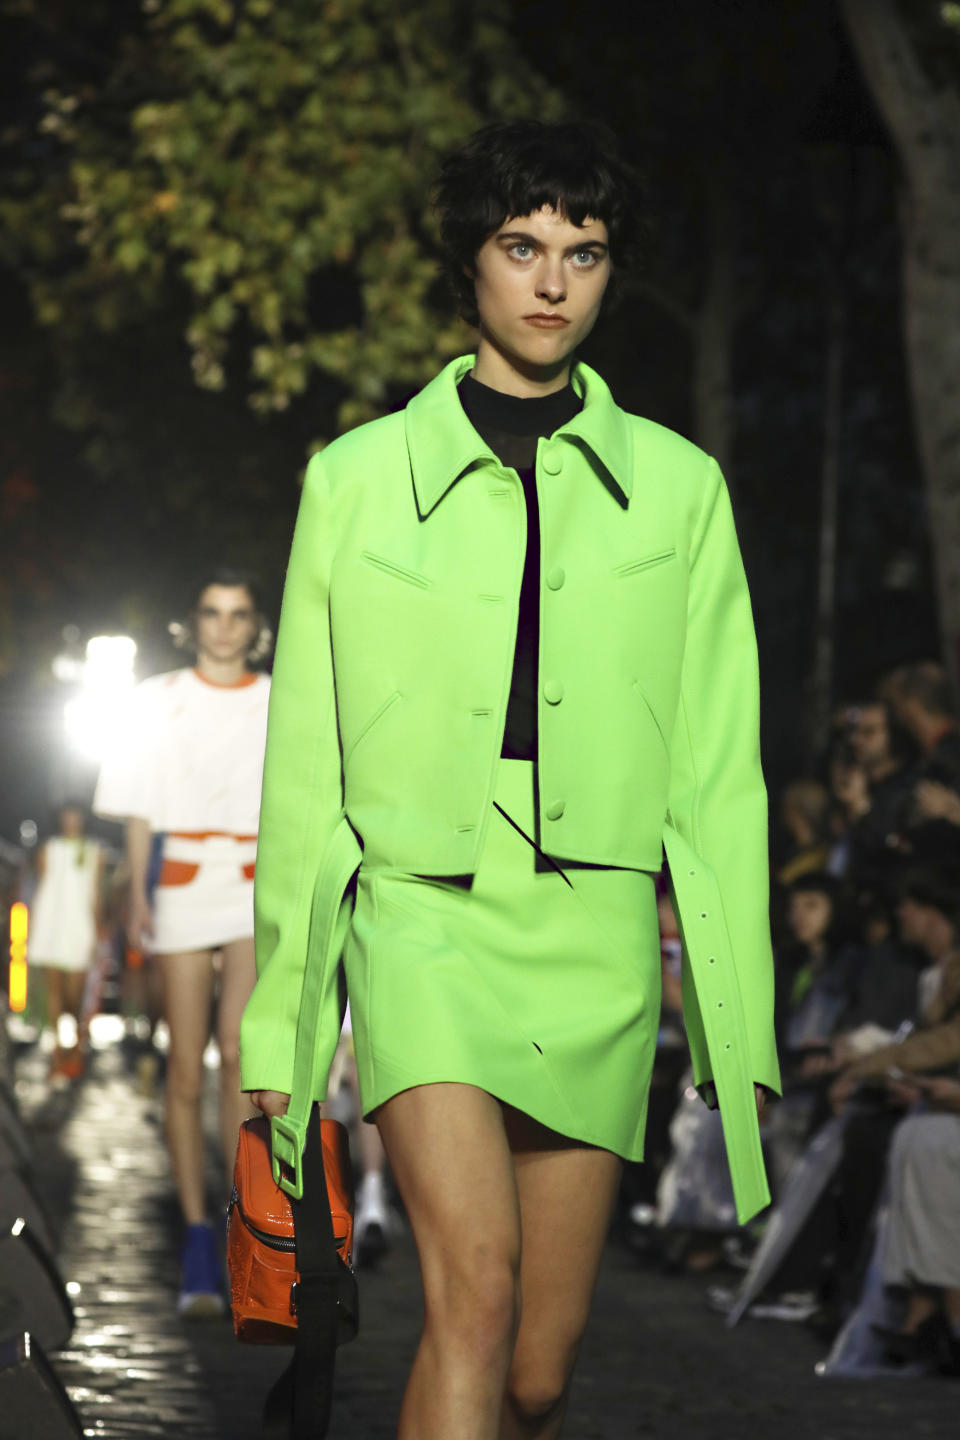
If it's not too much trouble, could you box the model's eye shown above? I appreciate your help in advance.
[572,249,598,268]
[508,243,534,260]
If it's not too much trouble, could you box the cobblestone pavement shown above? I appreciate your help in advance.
[10,1034,957,1440]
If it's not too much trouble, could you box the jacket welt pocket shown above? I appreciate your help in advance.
[344,690,402,765]
[613,548,677,578]
[361,551,432,590]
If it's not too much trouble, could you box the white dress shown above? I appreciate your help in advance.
[28,837,101,971]
[94,667,271,954]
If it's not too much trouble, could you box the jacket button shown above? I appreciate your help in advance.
[546,566,566,590]
[546,799,565,821]
[541,449,563,476]
[543,679,564,705]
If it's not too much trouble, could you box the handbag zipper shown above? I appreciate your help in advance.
[229,1187,346,1254]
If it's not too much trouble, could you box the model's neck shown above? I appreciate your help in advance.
[471,335,572,398]
[194,656,250,687]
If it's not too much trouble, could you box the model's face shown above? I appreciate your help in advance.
[850,705,890,768]
[60,807,84,839]
[788,890,832,947]
[470,206,611,382]
[194,585,259,665]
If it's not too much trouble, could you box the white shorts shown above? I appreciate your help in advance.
[150,834,256,955]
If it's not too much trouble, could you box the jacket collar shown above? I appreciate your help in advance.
[405,355,633,517]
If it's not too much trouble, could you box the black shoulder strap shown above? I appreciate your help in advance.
[262,1105,340,1440]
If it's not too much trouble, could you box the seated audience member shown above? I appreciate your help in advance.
[844,700,917,890]
[831,864,960,1106]
[765,874,860,1194]
[776,873,860,1060]
[801,863,960,1315]
[715,867,955,1325]
[827,894,925,1066]
[823,742,873,880]
[777,780,833,886]
[873,1071,960,1374]
[881,662,960,829]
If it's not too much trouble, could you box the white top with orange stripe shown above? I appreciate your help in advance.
[93,667,271,836]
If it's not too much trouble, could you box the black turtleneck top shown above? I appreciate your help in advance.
[457,371,583,761]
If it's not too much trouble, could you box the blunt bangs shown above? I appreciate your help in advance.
[435,119,648,326]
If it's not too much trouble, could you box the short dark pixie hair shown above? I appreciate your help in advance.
[435,119,648,327]
[190,567,263,616]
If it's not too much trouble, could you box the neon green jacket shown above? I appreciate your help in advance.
[240,354,781,1222]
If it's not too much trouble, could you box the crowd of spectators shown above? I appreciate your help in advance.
[638,658,960,1377]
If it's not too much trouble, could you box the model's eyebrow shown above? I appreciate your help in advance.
[496,229,609,254]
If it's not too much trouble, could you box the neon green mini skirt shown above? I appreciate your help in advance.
[343,757,661,1158]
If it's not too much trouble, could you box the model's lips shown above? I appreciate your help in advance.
[523,313,570,328]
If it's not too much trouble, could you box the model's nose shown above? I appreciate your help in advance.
[536,266,566,304]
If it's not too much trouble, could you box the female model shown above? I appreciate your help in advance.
[28,801,104,1080]
[242,120,780,1437]
[95,570,271,1316]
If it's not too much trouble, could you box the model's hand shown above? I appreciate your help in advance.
[250,1090,291,1118]
[126,890,154,949]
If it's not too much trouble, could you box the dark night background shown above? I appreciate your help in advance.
[0,0,945,847]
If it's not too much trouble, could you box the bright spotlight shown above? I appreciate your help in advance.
[64,634,138,763]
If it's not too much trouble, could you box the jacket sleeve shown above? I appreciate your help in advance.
[668,456,781,1098]
[846,1013,960,1081]
[239,454,352,1098]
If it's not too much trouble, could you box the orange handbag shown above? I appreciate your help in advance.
[226,1112,357,1345]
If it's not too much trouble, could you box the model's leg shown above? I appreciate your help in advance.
[44,967,65,1071]
[63,970,87,1052]
[501,1108,622,1440]
[343,1050,392,1263]
[61,969,86,1021]
[60,970,88,1073]
[155,950,216,1224]
[375,1083,522,1440]
[901,1287,939,1334]
[44,967,63,1039]
[215,937,259,1178]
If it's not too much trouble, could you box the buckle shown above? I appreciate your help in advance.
[270,1113,306,1200]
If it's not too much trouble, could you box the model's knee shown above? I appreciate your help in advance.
[165,1057,204,1105]
[504,1368,570,1429]
[426,1251,520,1358]
[506,1328,579,1429]
[217,1033,241,1073]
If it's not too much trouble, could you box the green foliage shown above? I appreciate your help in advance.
[1,0,560,427]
